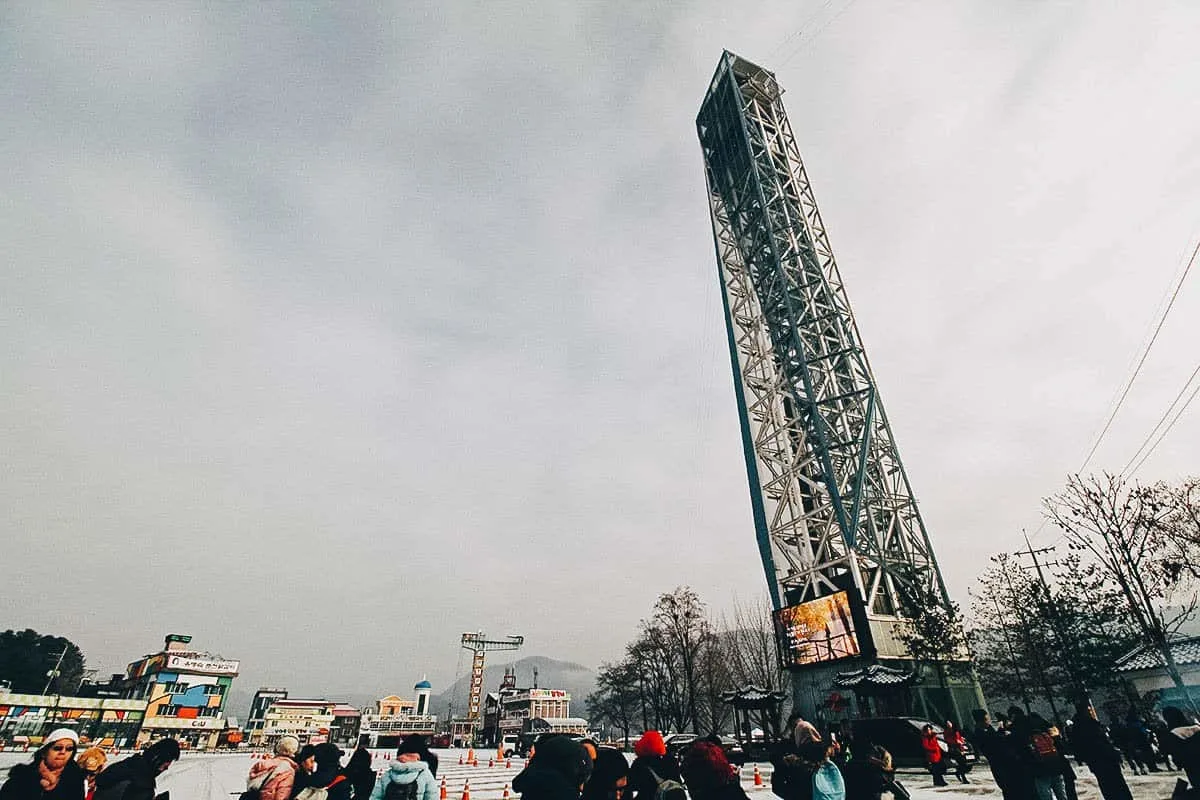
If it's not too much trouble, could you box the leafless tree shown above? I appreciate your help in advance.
[1044,473,1200,711]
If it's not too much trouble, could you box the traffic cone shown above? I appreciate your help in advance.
[461,782,470,800]
[459,755,464,765]
[503,785,510,800]
[753,765,763,788]
[497,745,504,761]
[440,779,447,800]
[489,758,495,768]
[473,758,479,767]
[506,758,512,769]
[467,748,475,763]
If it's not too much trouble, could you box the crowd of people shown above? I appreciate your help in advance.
[969,699,1200,800]
[9,703,1200,800]
[0,729,180,800]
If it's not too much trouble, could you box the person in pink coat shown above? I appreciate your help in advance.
[246,735,301,800]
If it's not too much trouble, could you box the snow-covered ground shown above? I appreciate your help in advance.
[0,748,1184,799]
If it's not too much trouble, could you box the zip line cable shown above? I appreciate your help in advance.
[1126,379,1200,477]
[1120,361,1200,475]
[777,0,861,69]
[765,0,837,62]
[1076,236,1199,472]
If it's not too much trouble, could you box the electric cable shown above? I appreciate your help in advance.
[1077,237,1199,472]
[1120,361,1200,475]
[1126,378,1200,477]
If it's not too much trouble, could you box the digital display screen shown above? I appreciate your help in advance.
[774,591,863,667]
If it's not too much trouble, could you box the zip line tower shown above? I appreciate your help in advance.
[697,51,980,718]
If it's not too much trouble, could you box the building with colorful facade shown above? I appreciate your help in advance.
[124,634,239,750]
[0,686,145,748]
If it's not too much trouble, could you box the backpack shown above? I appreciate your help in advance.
[811,762,846,800]
[1030,732,1059,761]
[647,767,686,800]
[384,780,421,800]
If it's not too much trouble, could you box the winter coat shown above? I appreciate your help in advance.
[343,750,377,800]
[920,733,942,766]
[810,762,845,800]
[300,768,352,800]
[248,755,298,800]
[840,757,888,800]
[627,755,681,800]
[93,755,160,800]
[369,761,437,800]
[0,759,86,800]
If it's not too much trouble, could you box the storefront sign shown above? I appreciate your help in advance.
[165,655,240,675]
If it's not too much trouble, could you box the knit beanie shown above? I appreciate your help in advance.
[44,729,80,747]
[634,730,666,758]
[275,735,301,757]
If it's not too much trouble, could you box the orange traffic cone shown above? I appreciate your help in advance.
[473,758,479,767]
[440,779,447,800]
[467,748,475,763]
[461,782,471,800]
[503,785,510,800]
[497,745,505,761]
[505,758,512,769]
[753,765,763,788]
[489,758,495,768]
[459,755,464,765]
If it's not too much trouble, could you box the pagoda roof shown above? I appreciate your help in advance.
[833,664,914,688]
[1115,636,1200,673]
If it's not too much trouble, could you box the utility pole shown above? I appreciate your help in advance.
[970,587,1032,713]
[1017,533,1086,701]
[997,559,1061,721]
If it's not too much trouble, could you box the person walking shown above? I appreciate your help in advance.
[627,732,682,800]
[246,735,300,800]
[370,741,437,800]
[943,721,970,784]
[1161,707,1200,788]
[969,709,1018,798]
[513,736,593,800]
[920,725,947,787]
[1026,715,1068,800]
[0,728,86,800]
[344,744,378,800]
[93,737,180,800]
[1070,702,1132,800]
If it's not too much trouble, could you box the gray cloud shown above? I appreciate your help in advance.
[3,2,1198,699]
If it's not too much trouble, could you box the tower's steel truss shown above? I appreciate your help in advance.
[697,52,950,655]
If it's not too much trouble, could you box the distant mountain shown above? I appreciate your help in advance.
[430,655,597,721]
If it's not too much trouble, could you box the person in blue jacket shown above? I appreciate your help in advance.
[370,740,438,800]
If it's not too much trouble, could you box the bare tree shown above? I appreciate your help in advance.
[588,660,641,747]
[1045,473,1200,711]
[716,595,791,698]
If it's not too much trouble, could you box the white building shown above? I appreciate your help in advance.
[359,680,438,748]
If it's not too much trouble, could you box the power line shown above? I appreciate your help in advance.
[1120,361,1200,475]
[777,0,860,68]
[1126,377,1200,477]
[1077,236,1199,472]
[765,0,837,62]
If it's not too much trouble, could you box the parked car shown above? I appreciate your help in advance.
[718,735,746,766]
[663,733,699,760]
[501,734,520,757]
[849,717,977,771]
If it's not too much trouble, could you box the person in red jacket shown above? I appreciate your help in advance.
[943,720,970,784]
[921,725,948,787]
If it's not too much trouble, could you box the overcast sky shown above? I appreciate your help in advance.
[3,2,1198,701]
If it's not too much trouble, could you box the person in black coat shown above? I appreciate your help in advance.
[93,738,180,800]
[582,748,630,800]
[345,746,378,800]
[304,743,351,800]
[514,736,593,800]
[0,729,86,800]
[1072,701,1133,800]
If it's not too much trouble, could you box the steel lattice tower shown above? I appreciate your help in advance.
[697,52,955,667]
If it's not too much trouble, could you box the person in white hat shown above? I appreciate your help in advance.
[0,727,85,799]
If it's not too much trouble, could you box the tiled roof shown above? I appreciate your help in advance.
[833,664,914,688]
[1115,637,1200,672]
